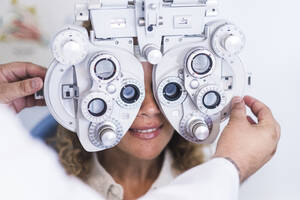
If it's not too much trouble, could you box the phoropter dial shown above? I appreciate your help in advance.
[212,24,246,58]
[117,79,145,109]
[89,53,121,83]
[88,120,123,148]
[179,112,213,143]
[185,48,216,78]
[157,77,187,106]
[81,92,113,123]
[52,26,89,65]
[196,85,226,115]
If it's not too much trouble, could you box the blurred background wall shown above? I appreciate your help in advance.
[0,0,77,130]
[0,0,299,199]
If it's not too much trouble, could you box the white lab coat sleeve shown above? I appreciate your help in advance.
[0,105,102,200]
[140,158,240,200]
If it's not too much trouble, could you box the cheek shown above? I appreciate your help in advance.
[116,123,174,160]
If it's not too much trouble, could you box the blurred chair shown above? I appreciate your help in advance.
[30,115,58,139]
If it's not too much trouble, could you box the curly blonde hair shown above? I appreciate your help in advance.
[50,125,205,180]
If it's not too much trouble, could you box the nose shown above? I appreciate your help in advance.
[138,85,161,118]
[137,62,161,118]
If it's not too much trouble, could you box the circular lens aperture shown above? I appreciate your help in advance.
[94,59,116,80]
[203,91,221,109]
[191,53,212,75]
[163,82,182,101]
[88,98,107,117]
[121,84,140,104]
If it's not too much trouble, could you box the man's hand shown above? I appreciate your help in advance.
[0,62,46,113]
[214,96,281,182]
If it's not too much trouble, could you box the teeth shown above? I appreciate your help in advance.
[134,128,158,133]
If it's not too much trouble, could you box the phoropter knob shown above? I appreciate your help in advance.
[223,35,244,55]
[189,120,210,141]
[212,23,245,58]
[143,45,162,65]
[61,40,83,63]
[99,126,117,147]
[52,26,89,65]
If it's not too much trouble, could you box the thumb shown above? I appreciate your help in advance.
[228,97,247,124]
[0,77,43,103]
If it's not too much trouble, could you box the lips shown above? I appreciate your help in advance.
[129,124,163,140]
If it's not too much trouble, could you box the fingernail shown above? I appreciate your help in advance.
[231,97,243,104]
[31,78,40,89]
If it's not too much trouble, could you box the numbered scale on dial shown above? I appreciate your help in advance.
[212,23,246,58]
[52,26,89,65]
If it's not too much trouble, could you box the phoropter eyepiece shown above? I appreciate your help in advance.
[191,53,213,75]
[186,49,216,78]
[163,82,183,102]
[121,84,140,104]
[88,98,107,117]
[202,91,221,109]
[90,53,120,83]
[94,59,117,80]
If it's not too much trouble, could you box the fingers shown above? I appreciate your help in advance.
[8,96,45,113]
[247,116,257,125]
[244,96,275,124]
[0,77,43,104]
[22,96,46,112]
[228,97,247,124]
[24,96,45,108]
[24,62,46,78]
[2,62,46,81]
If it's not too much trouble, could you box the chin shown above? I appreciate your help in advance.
[128,146,165,160]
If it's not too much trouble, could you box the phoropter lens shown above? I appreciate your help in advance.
[88,98,107,117]
[121,84,140,104]
[191,54,212,75]
[94,59,116,80]
[203,91,221,109]
[163,82,182,101]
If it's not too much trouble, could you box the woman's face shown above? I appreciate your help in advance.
[115,62,174,160]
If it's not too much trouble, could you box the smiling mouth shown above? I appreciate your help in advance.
[131,127,159,133]
[129,125,163,140]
